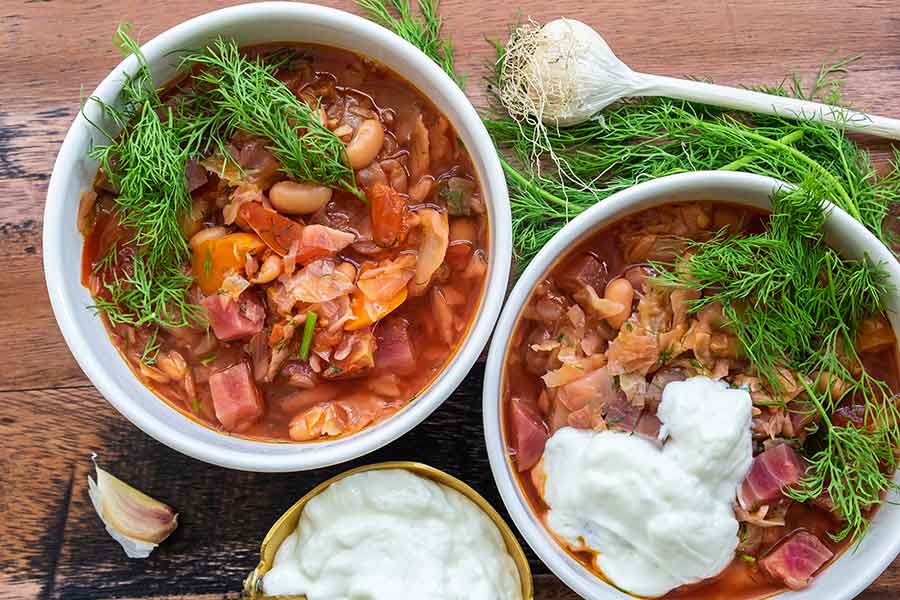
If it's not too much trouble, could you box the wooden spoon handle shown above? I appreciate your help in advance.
[636,73,900,140]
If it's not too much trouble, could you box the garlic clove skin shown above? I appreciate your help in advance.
[88,461,178,559]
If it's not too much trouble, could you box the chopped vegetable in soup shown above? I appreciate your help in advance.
[80,39,488,441]
[502,201,899,599]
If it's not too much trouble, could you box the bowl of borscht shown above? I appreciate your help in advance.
[43,2,511,471]
[483,171,900,600]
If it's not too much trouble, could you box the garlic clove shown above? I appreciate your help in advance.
[87,458,178,559]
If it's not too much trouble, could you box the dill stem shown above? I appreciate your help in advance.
[500,155,569,210]
[718,130,805,171]
[702,123,861,221]
[799,375,834,432]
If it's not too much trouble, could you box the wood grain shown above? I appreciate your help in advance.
[2,0,900,599]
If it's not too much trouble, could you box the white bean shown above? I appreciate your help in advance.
[252,254,283,284]
[269,181,333,215]
[189,226,228,249]
[345,119,385,169]
[604,278,634,329]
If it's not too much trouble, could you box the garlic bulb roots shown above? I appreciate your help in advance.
[499,18,639,126]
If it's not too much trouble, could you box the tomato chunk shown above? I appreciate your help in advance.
[368,182,408,247]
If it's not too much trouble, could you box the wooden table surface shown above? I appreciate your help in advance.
[3,0,900,598]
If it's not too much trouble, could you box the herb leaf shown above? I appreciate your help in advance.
[179,39,360,197]
[654,186,897,541]
[86,25,200,329]
[298,312,318,361]
[355,0,462,87]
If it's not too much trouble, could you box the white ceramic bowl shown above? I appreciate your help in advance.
[43,2,511,472]
[483,171,900,600]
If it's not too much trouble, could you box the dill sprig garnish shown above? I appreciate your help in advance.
[179,39,361,198]
[362,3,900,543]
[355,0,462,87]
[84,26,368,330]
[86,25,201,330]
[483,43,899,264]
[654,186,897,541]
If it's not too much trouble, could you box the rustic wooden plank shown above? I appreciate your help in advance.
[0,224,85,391]
[3,0,900,599]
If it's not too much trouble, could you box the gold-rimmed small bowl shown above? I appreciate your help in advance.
[243,461,534,599]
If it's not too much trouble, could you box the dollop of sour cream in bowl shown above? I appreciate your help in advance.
[257,468,526,600]
[537,377,752,597]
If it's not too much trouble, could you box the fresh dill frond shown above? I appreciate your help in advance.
[180,39,360,198]
[654,186,897,541]
[483,37,899,263]
[355,0,462,87]
[92,239,120,274]
[94,253,203,329]
[139,328,161,365]
[86,25,199,330]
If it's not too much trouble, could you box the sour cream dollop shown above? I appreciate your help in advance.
[541,376,753,597]
[262,469,523,600]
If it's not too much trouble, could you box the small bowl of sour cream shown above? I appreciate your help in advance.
[243,462,533,600]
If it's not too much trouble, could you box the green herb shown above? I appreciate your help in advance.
[191,396,201,414]
[179,39,361,198]
[438,176,476,215]
[655,186,897,542]
[139,328,161,365]
[92,239,120,274]
[656,346,674,365]
[484,45,899,264]
[199,353,217,366]
[355,0,462,87]
[202,248,213,277]
[739,554,757,562]
[298,312,318,360]
[85,25,200,329]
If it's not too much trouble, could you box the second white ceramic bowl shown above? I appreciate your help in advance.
[43,3,511,471]
[483,171,900,600]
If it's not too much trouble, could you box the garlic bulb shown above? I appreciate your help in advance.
[499,18,641,126]
[88,458,178,558]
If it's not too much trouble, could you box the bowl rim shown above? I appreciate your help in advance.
[482,170,900,600]
[43,1,511,471]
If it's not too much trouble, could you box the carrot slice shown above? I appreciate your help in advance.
[346,287,408,331]
[191,233,265,295]
[238,202,304,256]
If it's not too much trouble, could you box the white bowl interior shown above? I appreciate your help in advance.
[43,2,511,471]
[483,171,900,600]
